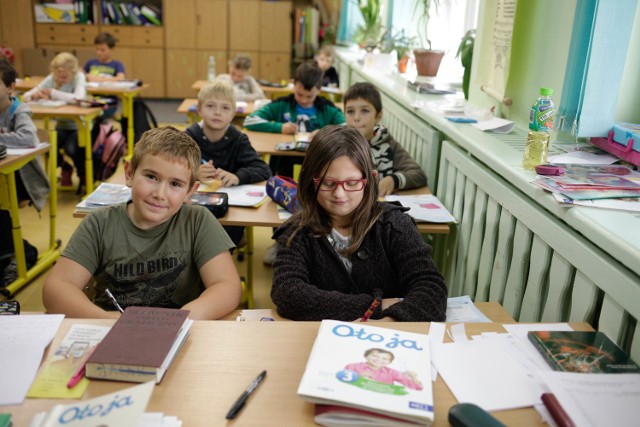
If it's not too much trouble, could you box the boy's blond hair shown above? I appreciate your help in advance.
[130,126,201,187]
[197,79,236,111]
[317,45,334,59]
[49,52,79,74]
[229,54,252,71]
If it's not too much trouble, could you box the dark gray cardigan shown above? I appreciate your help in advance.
[271,203,447,321]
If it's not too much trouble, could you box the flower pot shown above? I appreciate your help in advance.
[398,56,410,73]
[413,49,445,77]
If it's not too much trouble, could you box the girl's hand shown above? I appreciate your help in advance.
[214,168,239,187]
[198,161,217,183]
[378,176,396,198]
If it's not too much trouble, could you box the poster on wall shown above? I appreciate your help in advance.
[475,0,517,103]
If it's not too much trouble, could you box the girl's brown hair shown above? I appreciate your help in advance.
[288,125,381,256]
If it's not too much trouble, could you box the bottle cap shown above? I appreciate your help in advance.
[540,87,553,96]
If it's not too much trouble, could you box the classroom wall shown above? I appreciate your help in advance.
[470,0,639,129]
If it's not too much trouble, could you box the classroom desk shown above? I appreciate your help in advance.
[5,316,592,427]
[29,104,104,194]
[15,76,44,95]
[85,83,149,159]
[177,98,257,125]
[191,79,344,102]
[0,144,60,297]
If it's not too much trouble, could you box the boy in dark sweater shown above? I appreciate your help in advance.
[186,80,271,245]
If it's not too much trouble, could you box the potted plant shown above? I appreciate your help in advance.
[412,0,445,77]
[353,0,383,50]
[379,29,417,73]
[456,29,475,99]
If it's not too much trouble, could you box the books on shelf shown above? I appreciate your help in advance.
[298,320,434,426]
[384,194,456,223]
[30,381,155,427]
[86,307,192,384]
[528,331,640,373]
[75,183,131,212]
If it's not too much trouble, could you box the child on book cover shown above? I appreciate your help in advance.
[185,79,271,246]
[23,52,87,189]
[271,126,447,321]
[43,127,242,320]
[343,348,423,391]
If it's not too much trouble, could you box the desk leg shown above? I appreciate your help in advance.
[74,117,95,194]
[244,226,255,309]
[2,172,27,296]
[122,93,135,160]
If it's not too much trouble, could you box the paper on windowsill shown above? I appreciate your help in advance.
[472,117,515,133]
[548,150,619,165]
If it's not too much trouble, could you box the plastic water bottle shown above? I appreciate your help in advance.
[522,87,556,170]
[207,55,216,81]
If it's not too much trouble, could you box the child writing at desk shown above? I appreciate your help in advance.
[185,79,271,246]
[216,54,265,102]
[344,82,427,197]
[270,126,447,322]
[23,52,87,188]
[43,127,242,320]
[0,59,49,286]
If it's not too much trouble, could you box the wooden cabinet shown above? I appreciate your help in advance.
[35,24,98,46]
[0,0,36,74]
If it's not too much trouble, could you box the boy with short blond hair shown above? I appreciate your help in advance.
[43,126,242,320]
[185,80,270,245]
[344,82,427,197]
[216,54,265,102]
[316,45,339,87]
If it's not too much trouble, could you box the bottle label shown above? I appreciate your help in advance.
[530,99,555,132]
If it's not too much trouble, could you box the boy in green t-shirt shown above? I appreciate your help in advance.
[43,127,242,320]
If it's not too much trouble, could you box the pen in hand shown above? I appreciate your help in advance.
[361,289,383,322]
[105,288,124,313]
[225,370,267,420]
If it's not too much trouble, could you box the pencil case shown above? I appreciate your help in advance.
[266,175,300,214]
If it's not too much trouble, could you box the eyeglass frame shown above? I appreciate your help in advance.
[313,177,368,192]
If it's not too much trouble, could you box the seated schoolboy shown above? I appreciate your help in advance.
[0,59,49,286]
[83,32,126,118]
[316,45,340,88]
[185,80,271,245]
[23,52,87,188]
[344,82,427,197]
[43,127,242,320]
[270,126,447,322]
[243,62,345,135]
[216,54,266,102]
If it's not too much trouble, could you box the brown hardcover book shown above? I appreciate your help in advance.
[528,331,640,373]
[86,306,192,383]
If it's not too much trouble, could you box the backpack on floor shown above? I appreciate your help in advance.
[93,121,126,182]
[120,98,158,144]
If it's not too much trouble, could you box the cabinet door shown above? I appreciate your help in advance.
[260,0,292,53]
[196,50,229,82]
[67,25,98,46]
[196,0,228,50]
[166,49,199,98]
[259,52,290,82]
[229,0,260,51]
[101,25,134,46]
[0,0,35,74]
[164,0,196,48]
[133,48,165,98]
[35,24,70,45]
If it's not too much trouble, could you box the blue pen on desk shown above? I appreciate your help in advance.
[447,117,478,123]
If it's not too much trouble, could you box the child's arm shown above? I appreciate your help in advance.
[232,134,272,184]
[0,106,38,148]
[22,75,54,102]
[43,257,120,319]
[243,101,290,133]
[182,250,242,320]
[328,104,346,125]
[388,138,428,190]
[50,73,87,103]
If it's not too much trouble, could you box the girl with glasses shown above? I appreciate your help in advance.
[271,126,447,322]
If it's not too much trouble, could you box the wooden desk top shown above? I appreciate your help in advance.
[245,130,304,157]
[28,104,104,118]
[177,98,256,117]
[6,317,591,427]
[0,144,50,171]
[191,80,343,98]
[86,83,149,95]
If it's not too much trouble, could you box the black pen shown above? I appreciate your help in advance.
[225,370,267,420]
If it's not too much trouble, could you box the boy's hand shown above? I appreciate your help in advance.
[281,122,297,134]
[198,160,217,183]
[214,168,239,187]
[378,176,396,198]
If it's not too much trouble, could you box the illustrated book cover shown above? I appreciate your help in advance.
[385,194,456,223]
[75,183,131,212]
[86,307,192,383]
[528,331,640,373]
[298,320,433,426]
[29,381,154,427]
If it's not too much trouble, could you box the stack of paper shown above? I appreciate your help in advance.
[385,194,456,223]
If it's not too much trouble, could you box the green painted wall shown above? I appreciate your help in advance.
[617,2,640,124]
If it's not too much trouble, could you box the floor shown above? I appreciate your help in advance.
[6,99,277,313]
